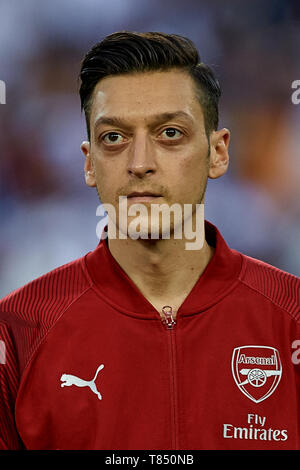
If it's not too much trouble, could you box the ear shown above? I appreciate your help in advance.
[80,141,97,187]
[208,128,230,179]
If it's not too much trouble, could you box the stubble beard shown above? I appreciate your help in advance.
[95,145,210,242]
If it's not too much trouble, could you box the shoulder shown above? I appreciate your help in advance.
[238,252,300,321]
[0,255,92,323]
[0,255,93,375]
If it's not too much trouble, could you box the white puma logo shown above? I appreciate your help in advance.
[60,364,104,400]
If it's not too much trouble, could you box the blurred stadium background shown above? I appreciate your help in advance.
[0,0,300,297]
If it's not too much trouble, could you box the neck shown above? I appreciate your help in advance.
[106,223,214,318]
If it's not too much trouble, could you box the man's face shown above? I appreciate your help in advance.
[81,69,229,239]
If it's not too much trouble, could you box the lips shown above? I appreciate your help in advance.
[126,192,162,203]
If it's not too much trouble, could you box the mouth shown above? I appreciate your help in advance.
[126,192,162,203]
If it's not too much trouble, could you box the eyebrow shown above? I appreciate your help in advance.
[93,111,194,132]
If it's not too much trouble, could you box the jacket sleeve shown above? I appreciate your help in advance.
[0,322,24,449]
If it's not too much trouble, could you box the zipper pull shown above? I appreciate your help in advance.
[161,306,176,329]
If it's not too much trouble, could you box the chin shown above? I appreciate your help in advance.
[116,216,172,241]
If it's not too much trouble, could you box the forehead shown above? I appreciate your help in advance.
[89,70,203,126]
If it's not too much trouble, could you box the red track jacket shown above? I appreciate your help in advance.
[0,220,300,450]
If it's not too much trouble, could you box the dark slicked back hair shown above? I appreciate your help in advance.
[79,31,221,141]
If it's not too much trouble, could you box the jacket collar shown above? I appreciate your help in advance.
[84,220,242,319]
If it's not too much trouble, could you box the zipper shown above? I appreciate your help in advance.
[161,305,176,329]
[161,306,178,449]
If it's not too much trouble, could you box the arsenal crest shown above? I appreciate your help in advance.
[232,345,282,403]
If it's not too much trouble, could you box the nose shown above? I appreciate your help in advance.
[127,132,157,178]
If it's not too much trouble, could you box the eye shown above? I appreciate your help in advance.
[102,132,126,145]
[160,128,183,140]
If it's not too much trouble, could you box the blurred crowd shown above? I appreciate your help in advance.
[0,0,300,297]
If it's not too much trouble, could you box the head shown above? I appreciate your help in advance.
[80,31,221,142]
[79,31,230,240]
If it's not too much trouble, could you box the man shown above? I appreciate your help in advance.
[0,31,299,450]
